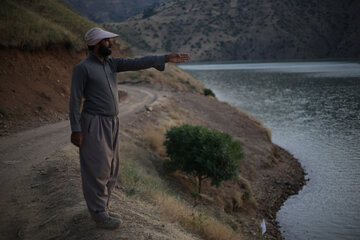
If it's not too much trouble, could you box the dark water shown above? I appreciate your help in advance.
[180,61,360,240]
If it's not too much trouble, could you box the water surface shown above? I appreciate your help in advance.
[180,61,360,240]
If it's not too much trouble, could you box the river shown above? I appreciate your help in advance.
[179,61,360,240]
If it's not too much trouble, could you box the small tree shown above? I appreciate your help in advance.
[164,124,244,195]
[203,88,216,97]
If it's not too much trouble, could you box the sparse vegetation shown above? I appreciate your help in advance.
[101,0,359,61]
[143,124,167,157]
[0,0,95,50]
[118,158,243,240]
[118,159,168,198]
[142,6,156,19]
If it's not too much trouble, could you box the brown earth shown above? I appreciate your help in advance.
[118,85,306,239]
[0,46,85,134]
[0,46,305,240]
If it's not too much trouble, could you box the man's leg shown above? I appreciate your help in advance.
[80,113,117,222]
[106,116,120,215]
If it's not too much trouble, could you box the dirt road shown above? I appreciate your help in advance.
[0,85,156,199]
[0,85,199,240]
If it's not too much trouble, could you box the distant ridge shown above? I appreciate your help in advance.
[103,0,360,61]
[62,0,171,22]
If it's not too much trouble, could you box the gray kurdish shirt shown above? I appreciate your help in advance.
[69,52,165,132]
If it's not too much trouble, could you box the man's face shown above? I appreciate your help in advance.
[101,38,112,48]
[98,38,112,58]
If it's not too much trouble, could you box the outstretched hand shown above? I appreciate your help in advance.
[165,53,190,63]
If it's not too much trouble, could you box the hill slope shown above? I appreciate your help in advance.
[0,1,305,239]
[104,0,360,61]
[0,0,189,133]
[0,0,97,50]
[62,0,171,22]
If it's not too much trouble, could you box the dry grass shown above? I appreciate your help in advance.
[143,124,167,157]
[233,106,272,142]
[121,92,251,240]
[142,105,188,157]
[233,106,264,126]
[118,160,243,240]
[153,193,243,240]
[122,129,245,239]
[264,126,272,142]
[118,159,168,198]
[0,0,95,50]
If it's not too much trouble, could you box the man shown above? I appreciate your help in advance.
[69,27,190,229]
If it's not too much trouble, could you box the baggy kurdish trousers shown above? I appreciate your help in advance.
[80,112,120,221]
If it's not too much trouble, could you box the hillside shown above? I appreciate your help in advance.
[0,0,93,132]
[62,0,171,22]
[0,0,95,50]
[0,0,171,133]
[0,1,305,240]
[103,0,360,61]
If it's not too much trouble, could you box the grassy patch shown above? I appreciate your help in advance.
[142,124,167,157]
[0,0,95,50]
[118,160,168,198]
[154,193,243,240]
[118,160,243,240]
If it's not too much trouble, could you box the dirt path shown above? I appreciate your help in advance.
[0,85,199,240]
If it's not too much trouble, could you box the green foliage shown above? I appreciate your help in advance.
[203,88,216,97]
[118,159,169,198]
[164,124,244,194]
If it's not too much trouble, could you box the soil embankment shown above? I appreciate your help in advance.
[0,46,305,239]
[0,47,84,134]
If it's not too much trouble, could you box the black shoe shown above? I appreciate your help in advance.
[95,216,122,229]
[108,211,122,219]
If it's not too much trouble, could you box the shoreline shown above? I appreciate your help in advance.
[265,145,306,239]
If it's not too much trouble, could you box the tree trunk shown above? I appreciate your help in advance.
[198,175,202,195]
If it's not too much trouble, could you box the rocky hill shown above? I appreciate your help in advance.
[62,0,171,22]
[103,0,360,61]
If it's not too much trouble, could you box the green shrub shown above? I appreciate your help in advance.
[203,88,216,97]
[164,124,244,194]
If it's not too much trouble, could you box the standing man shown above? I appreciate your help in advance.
[69,27,190,229]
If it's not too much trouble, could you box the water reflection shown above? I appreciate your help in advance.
[180,61,360,240]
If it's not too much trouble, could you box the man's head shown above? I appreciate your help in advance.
[85,27,118,57]
[97,38,113,58]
